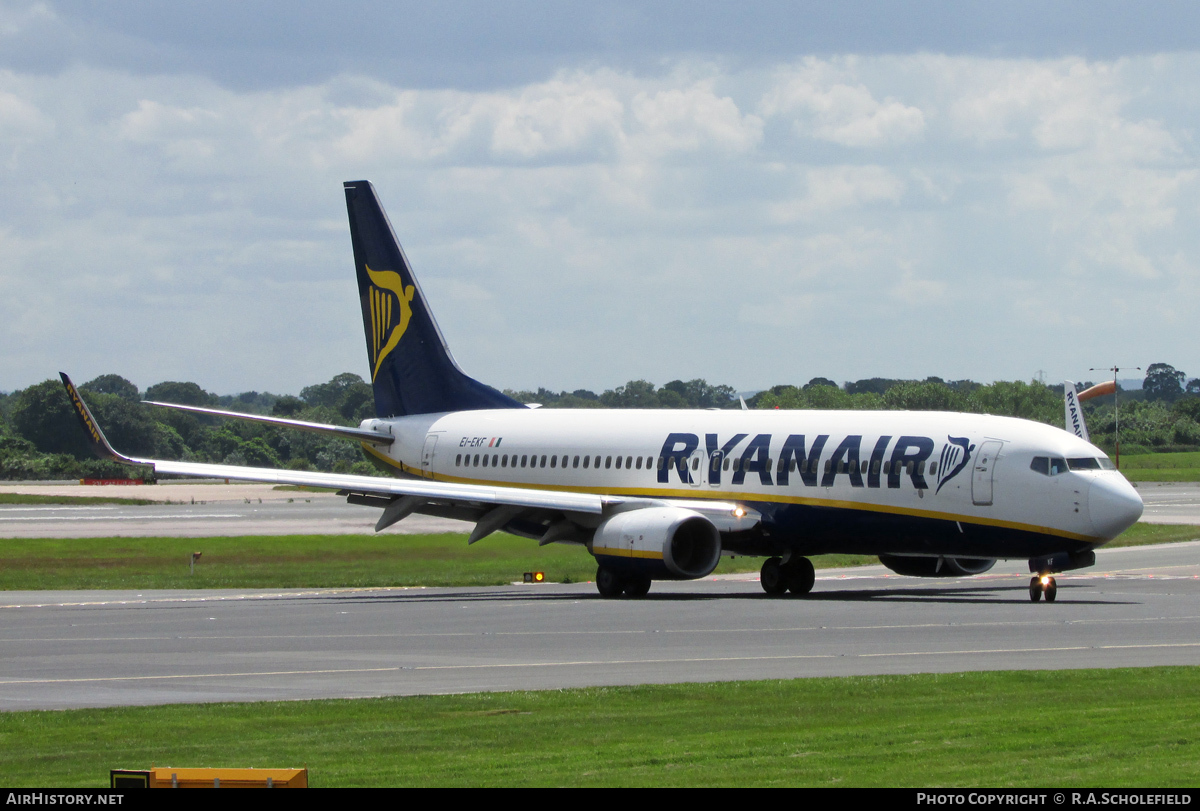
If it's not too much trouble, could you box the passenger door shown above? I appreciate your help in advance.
[972,440,1003,506]
[421,435,439,479]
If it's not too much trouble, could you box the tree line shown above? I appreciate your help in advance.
[1,363,1197,480]
[0,373,378,481]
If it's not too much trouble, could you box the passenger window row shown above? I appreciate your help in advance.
[454,453,655,471]
[452,452,935,477]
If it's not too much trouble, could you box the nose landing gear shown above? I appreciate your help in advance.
[1029,574,1057,602]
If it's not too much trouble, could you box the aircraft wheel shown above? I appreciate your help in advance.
[1029,576,1042,602]
[784,557,816,595]
[596,566,625,598]
[624,575,652,598]
[1044,577,1057,603]
[760,558,787,596]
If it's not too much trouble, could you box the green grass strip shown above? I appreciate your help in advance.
[1122,451,1200,481]
[0,524,1190,591]
[0,533,599,590]
[0,493,158,506]
[1124,469,1200,482]
[1122,451,1200,470]
[0,531,846,590]
[1104,522,1200,548]
[4,668,1199,787]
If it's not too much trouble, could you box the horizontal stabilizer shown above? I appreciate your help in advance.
[142,400,394,445]
[61,373,605,517]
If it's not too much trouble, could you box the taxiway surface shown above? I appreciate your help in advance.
[3,542,1199,711]
[3,481,1198,537]
[1,482,1197,711]
[0,482,471,537]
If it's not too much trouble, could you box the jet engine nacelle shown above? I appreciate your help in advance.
[591,507,722,580]
[878,554,997,578]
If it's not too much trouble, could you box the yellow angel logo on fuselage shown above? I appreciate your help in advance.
[366,264,416,381]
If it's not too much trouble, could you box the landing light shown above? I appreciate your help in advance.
[1040,575,1052,587]
[733,506,746,518]
[524,572,545,583]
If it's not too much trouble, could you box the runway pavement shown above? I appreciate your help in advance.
[1134,482,1200,524]
[2,481,1198,538]
[2,541,1199,711]
[1,480,1197,711]
[0,482,471,537]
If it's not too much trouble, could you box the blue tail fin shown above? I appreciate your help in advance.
[344,180,524,418]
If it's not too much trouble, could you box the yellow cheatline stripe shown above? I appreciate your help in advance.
[592,547,664,560]
[358,443,1099,543]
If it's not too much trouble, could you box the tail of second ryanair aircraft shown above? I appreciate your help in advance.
[344,180,524,418]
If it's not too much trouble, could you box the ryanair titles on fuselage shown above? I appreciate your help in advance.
[655,432,972,492]
[445,425,979,494]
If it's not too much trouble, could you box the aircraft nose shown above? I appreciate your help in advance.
[1088,475,1144,539]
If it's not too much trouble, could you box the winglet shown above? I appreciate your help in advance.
[59,373,144,465]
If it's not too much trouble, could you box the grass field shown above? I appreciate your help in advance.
[0,523,1192,591]
[0,532,875,590]
[0,492,157,506]
[3,668,1198,787]
[1121,451,1200,482]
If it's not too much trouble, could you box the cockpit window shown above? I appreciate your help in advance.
[1068,457,1116,471]
[1031,456,1068,476]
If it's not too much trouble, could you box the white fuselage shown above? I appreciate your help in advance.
[359,408,1143,559]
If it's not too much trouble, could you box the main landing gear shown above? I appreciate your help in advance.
[1029,574,1058,603]
[760,556,815,597]
[596,567,653,598]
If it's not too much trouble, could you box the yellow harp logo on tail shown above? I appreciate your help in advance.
[365,264,416,381]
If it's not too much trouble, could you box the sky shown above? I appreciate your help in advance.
[2,1,1199,396]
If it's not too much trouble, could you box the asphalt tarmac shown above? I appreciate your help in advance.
[0,482,472,537]
[2,481,1198,538]
[2,542,1199,711]
[1,481,1197,711]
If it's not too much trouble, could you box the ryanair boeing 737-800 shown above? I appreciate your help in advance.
[62,180,1143,601]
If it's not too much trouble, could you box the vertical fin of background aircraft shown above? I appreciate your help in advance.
[344,180,525,418]
[1064,381,1089,442]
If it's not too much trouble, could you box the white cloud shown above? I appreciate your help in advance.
[2,53,1200,392]
[630,81,763,156]
[762,61,926,147]
[489,77,625,158]
[770,165,906,222]
[945,57,1182,161]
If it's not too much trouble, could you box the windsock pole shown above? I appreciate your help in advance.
[1089,366,1140,470]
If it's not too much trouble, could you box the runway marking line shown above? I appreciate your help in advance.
[5,643,1200,686]
[4,567,1200,611]
[0,514,243,522]
[8,613,1200,645]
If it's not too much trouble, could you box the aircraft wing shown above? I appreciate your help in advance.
[61,374,757,541]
